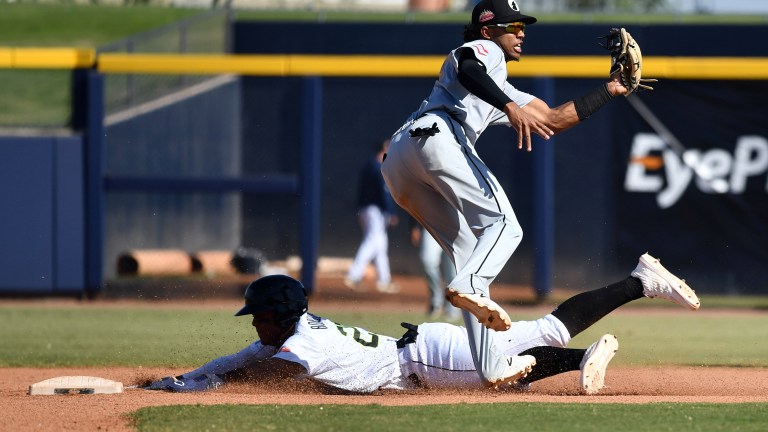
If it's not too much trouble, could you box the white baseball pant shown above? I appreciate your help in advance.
[347,204,392,284]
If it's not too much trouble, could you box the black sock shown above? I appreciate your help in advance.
[551,277,644,338]
[517,346,586,384]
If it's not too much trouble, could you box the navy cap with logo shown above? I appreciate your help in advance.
[471,0,537,26]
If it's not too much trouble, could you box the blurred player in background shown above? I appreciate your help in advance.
[410,220,461,321]
[144,253,699,395]
[345,139,400,294]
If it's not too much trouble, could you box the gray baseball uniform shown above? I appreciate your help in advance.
[381,38,536,383]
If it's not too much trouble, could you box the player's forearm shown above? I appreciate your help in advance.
[526,81,621,133]
[546,103,580,133]
[182,353,245,378]
[549,55,628,127]
[522,99,580,133]
[184,342,275,378]
[571,78,629,123]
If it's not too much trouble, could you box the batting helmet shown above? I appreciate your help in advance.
[234,275,308,326]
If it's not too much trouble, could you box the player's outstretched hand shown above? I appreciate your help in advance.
[503,102,554,151]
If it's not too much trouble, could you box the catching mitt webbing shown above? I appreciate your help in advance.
[603,28,658,96]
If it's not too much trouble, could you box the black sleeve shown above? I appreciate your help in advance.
[456,48,513,111]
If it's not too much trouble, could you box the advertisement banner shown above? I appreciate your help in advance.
[614,81,768,293]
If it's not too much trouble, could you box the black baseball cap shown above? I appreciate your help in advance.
[471,0,538,26]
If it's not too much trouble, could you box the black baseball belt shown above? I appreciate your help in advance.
[395,322,419,349]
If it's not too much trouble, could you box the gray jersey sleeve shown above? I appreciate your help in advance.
[181,341,277,378]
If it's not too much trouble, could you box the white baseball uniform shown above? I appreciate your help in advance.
[182,311,570,392]
[402,317,569,389]
[347,151,396,287]
[381,38,536,383]
[347,205,392,285]
[184,312,412,393]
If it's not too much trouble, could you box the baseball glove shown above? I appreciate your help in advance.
[604,28,657,96]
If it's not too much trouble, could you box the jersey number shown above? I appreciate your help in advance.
[335,325,379,347]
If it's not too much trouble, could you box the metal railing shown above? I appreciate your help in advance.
[98,9,233,118]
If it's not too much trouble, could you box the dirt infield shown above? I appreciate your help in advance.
[6,365,768,431]
[4,275,768,431]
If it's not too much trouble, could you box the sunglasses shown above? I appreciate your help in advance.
[492,22,526,34]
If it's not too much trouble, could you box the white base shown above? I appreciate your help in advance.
[29,376,124,395]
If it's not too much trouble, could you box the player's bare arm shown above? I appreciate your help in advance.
[520,98,578,134]
[522,75,629,135]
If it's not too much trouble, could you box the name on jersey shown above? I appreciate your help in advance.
[624,133,768,208]
[306,313,327,330]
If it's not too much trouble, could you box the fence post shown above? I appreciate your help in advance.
[532,77,555,301]
[83,71,105,299]
[300,77,322,294]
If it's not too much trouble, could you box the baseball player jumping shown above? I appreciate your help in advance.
[381,0,637,386]
[143,253,698,394]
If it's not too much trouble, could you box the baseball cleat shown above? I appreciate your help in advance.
[343,278,365,292]
[580,334,619,395]
[376,281,401,294]
[487,355,536,389]
[445,289,512,331]
[631,253,700,310]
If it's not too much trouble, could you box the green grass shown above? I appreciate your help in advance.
[2,305,768,368]
[3,4,765,127]
[2,3,764,48]
[3,303,766,431]
[0,3,202,127]
[519,293,768,312]
[0,4,200,47]
[132,403,768,432]
[0,70,72,126]
[567,314,768,367]
[233,9,768,24]
[3,3,764,35]
[691,295,768,310]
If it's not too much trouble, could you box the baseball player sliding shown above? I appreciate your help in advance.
[381,0,653,386]
[143,253,698,394]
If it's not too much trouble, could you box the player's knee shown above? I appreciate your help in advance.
[502,221,523,248]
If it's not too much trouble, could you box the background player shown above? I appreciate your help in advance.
[381,0,631,386]
[144,253,699,395]
[410,220,461,321]
[345,138,399,294]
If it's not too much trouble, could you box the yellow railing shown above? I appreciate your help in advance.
[0,48,95,69]
[3,48,768,80]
